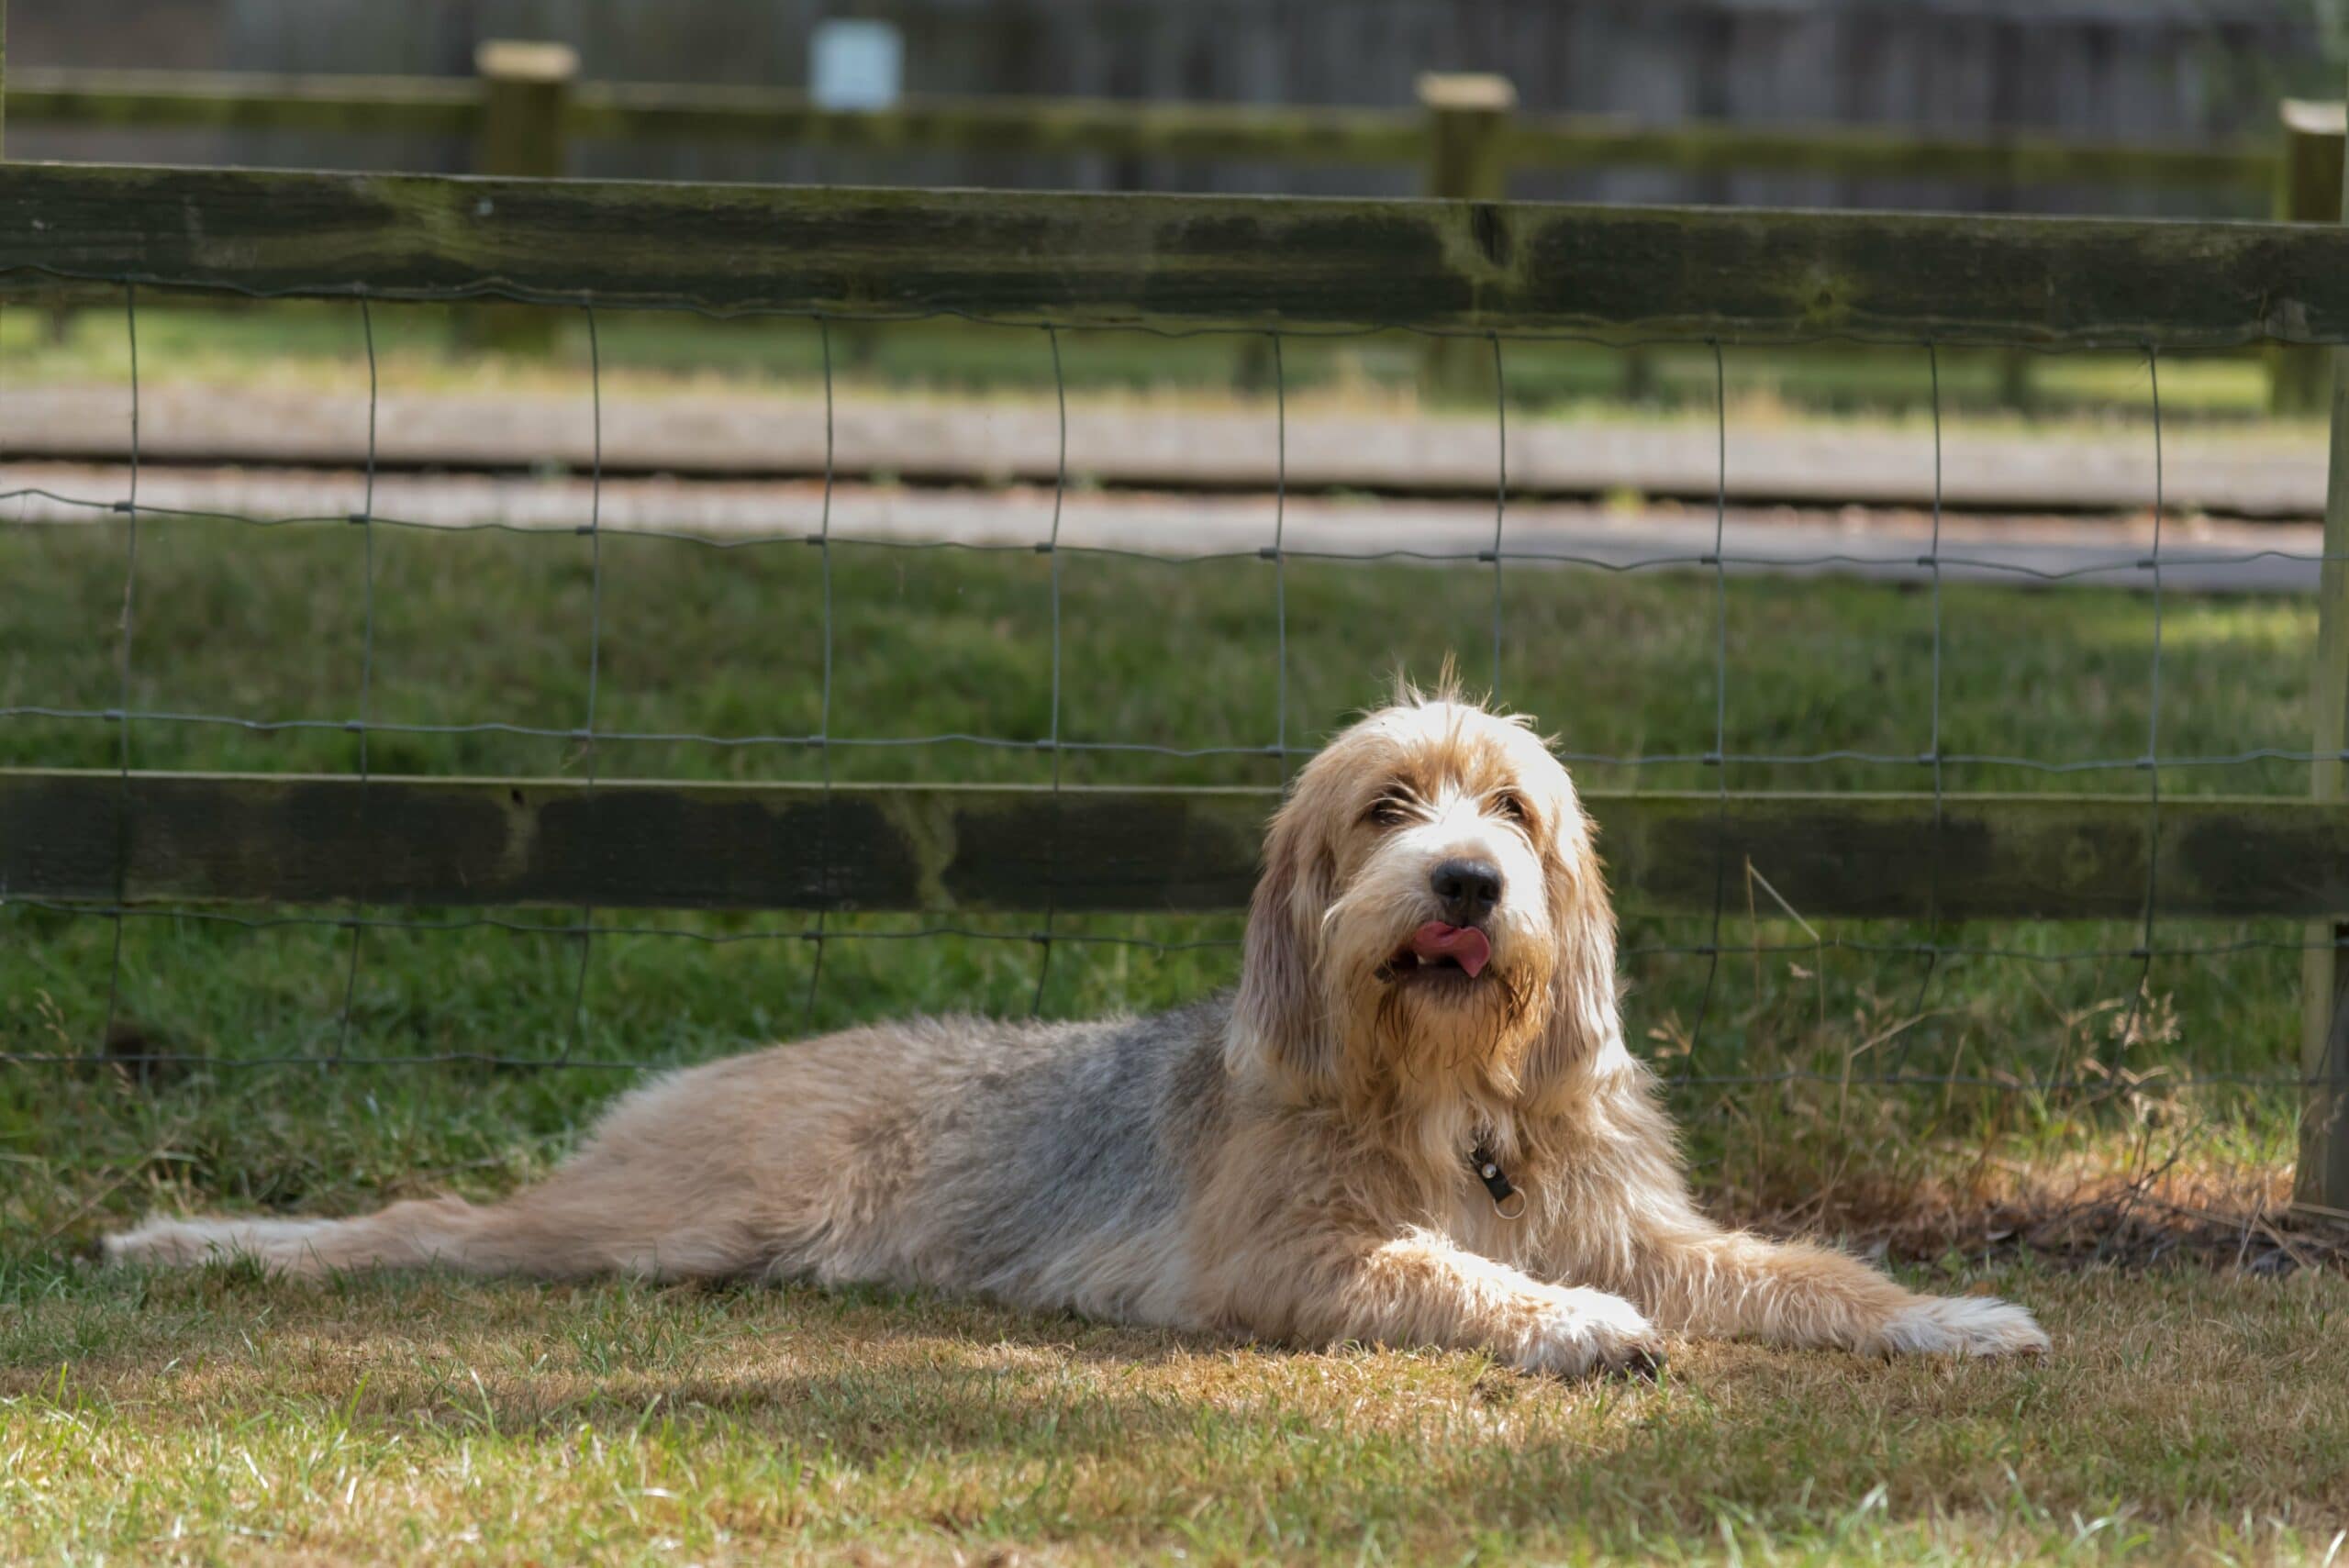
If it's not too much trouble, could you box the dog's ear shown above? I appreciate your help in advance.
[1517,804,1624,1097]
[1229,790,1340,1098]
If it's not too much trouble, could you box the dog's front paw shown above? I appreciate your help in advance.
[1870,1294,2050,1358]
[1513,1286,1665,1380]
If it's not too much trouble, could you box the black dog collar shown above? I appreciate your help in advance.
[1469,1142,1528,1220]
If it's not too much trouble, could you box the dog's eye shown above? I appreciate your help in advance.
[1364,795,1411,828]
[1490,791,1530,825]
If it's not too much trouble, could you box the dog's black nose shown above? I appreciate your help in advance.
[1430,859,1502,924]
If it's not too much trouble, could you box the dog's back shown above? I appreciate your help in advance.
[876,1000,1230,1321]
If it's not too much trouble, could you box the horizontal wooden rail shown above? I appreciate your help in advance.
[4,770,2344,920]
[4,161,2349,345]
[571,83,1428,166]
[9,67,478,137]
[9,67,2273,194]
[1507,114,2273,192]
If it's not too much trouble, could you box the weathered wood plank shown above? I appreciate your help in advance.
[2271,101,2346,414]
[1419,74,1515,398]
[4,771,2345,920]
[7,68,480,138]
[2,161,2347,344]
[1508,113,2273,192]
[1607,792,2349,923]
[2299,81,2349,1212]
[8,69,2272,196]
[6,71,1425,165]
[467,43,574,356]
[572,83,1429,166]
[0,772,1264,916]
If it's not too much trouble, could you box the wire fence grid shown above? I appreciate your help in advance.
[0,273,2339,1097]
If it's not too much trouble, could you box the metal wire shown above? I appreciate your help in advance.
[801,315,841,1026]
[1890,342,1949,1074]
[1488,332,1508,702]
[1030,324,1071,1015]
[0,1036,2320,1091]
[5,482,2334,583]
[95,284,140,1054]
[331,294,381,1061]
[7,691,2338,775]
[1682,339,1733,1083]
[2116,347,2170,1052]
[559,304,607,1063]
[21,891,2349,961]
[0,278,2320,1101]
[1271,330,1291,782]
[0,260,2319,356]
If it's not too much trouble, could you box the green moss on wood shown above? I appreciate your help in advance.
[9,68,478,138]
[1510,114,2273,192]
[4,161,2347,345]
[10,69,2278,197]
[6,770,2346,919]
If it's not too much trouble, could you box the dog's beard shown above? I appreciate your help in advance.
[1327,924,1550,1091]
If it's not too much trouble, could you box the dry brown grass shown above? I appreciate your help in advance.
[5,1258,2346,1565]
[1717,1140,2349,1283]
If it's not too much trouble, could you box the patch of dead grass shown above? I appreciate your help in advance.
[5,1263,2345,1563]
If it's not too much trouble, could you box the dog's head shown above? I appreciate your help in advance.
[1230,685,1619,1105]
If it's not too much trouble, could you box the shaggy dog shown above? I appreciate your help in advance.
[106,690,2047,1374]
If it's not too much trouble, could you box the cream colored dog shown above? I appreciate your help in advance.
[107,689,2047,1374]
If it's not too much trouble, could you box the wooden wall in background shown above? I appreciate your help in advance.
[8,0,2327,213]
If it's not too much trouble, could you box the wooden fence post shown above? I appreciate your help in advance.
[1417,72,1514,403]
[5,0,61,349]
[469,39,576,355]
[2272,98,2344,416]
[2300,79,2349,1217]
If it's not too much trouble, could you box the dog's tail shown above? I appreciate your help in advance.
[99,1180,742,1279]
[102,1196,542,1278]
[105,1057,824,1282]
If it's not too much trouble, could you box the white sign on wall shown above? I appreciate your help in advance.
[809,19,905,111]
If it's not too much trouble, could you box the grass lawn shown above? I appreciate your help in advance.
[1,501,2343,1562]
[5,1263,2345,1564]
[0,297,2294,428]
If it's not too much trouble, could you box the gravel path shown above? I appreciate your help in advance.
[3,462,2318,594]
[1,382,2323,518]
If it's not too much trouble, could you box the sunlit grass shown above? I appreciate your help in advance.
[1,1261,2343,1564]
[0,299,2296,428]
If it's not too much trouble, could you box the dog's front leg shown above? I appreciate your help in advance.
[1622,1216,2048,1357]
[1265,1227,1664,1377]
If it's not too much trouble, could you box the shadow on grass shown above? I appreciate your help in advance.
[14,1253,2349,1557]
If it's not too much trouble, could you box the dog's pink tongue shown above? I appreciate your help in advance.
[1410,922,1491,978]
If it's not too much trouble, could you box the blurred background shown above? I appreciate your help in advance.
[13,0,2344,215]
[13,0,2349,419]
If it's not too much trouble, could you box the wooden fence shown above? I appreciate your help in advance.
[11,770,2349,925]
[14,49,2346,400]
[0,159,2346,1207]
[8,56,2277,198]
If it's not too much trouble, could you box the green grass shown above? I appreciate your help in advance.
[0,297,2291,424]
[0,506,2339,1562]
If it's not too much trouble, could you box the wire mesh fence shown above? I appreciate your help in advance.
[0,261,2340,1149]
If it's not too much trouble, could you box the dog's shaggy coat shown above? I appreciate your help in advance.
[107,693,2047,1373]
